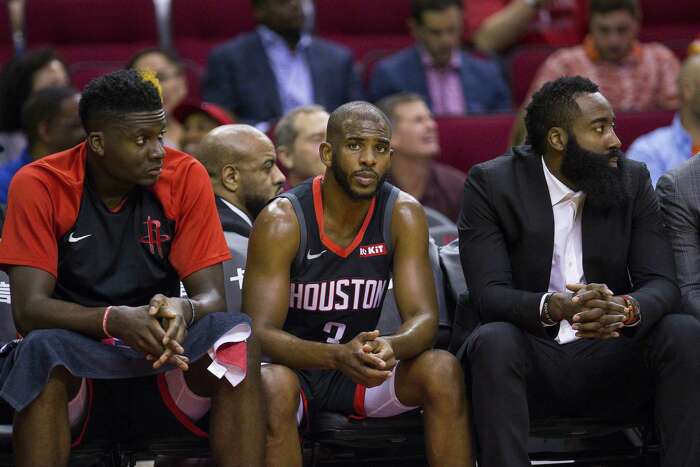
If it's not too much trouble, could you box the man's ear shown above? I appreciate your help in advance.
[319,141,333,168]
[547,127,568,152]
[36,121,51,144]
[276,145,294,170]
[87,131,105,156]
[221,164,239,192]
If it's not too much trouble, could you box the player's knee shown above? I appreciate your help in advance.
[262,365,300,429]
[415,350,465,403]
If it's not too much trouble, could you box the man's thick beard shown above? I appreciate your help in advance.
[331,161,385,201]
[560,137,631,210]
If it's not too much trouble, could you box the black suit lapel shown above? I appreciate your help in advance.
[518,149,555,293]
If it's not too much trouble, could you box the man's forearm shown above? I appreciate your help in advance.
[13,296,106,338]
[383,313,436,361]
[255,325,341,370]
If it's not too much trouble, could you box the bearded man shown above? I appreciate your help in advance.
[455,76,700,467]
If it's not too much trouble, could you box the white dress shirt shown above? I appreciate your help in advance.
[540,158,586,344]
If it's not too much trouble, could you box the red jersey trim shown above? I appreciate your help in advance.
[311,176,376,259]
[156,373,209,438]
[350,384,367,420]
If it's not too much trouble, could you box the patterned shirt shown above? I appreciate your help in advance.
[526,38,680,112]
[627,114,700,187]
[419,48,466,116]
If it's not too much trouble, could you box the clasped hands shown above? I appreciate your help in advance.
[107,294,191,370]
[549,283,632,339]
[336,330,396,388]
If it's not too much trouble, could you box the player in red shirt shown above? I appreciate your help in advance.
[0,70,263,467]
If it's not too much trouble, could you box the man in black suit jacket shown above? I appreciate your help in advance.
[202,0,363,128]
[459,76,700,467]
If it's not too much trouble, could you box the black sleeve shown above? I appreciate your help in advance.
[458,164,547,337]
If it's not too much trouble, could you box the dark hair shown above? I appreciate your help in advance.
[79,69,163,132]
[125,47,183,72]
[524,76,599,155]
[376,92,425,123]
[21,86,78,145]
[0,48,68,132]
[589,0,640,18]
[411,0,462,24]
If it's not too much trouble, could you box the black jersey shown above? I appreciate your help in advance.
[279,176,400,344]
[54,181,180,307]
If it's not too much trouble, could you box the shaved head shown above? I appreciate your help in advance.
[327,101,391,146]
[195,124,285,219]
[680,55,700,114]
[195,124,272,176]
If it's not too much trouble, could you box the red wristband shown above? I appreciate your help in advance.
[102,306,113,338]
[622,295,639,325]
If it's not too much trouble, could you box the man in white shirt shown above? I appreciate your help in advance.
[457,76,700,466]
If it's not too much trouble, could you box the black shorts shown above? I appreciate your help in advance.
[296,369,364,425]
[75,375,209,447]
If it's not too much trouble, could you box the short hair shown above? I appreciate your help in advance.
[327,101,391,145]
[375,92,425,123]
[589,0,640,18]
[0,48,67,132]
[79,69,163,132]
[274,105,326,148]
[525,76,600,155]
[21,86,78,145]
[411,0,462,24]
[125,47,183,72]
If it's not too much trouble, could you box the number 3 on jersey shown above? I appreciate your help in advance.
[323,321,347,344]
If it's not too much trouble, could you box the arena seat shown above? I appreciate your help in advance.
[23,0,158,65]
[170,0,255,66]
[314,0,413,61]
[0,1,14,65]
[68,61,124,92]
[435,113,516,174]
[508,45,556,107]
[639,0,700,44]
[615,110,675,149]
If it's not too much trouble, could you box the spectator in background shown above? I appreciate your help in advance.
[127,48,188,149]
[194,125,285,237]
[275,105,329,188]
[173,101,234,155]
[467,0,587,54]
[202,0,362,129]
[628,55,700,186]
[0,86,84,204]
[369,0,510,115]
[511,0,681,144]
[377,93,465,222]
[0,48,70,164]
[689,34,700,57]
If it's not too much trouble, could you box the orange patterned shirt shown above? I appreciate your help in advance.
[526,38,680,112]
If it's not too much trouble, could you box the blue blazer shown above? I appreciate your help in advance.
[369,46,511,113]
[202,31,364,124]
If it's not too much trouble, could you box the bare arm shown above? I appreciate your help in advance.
[242,199,336,368]
[473,0,546,54]
[383,194,438,360]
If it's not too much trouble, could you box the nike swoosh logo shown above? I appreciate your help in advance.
[68,232,92,243]
[306,250,327,260]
